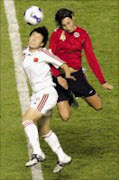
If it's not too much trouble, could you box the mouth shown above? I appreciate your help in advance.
[29,42,35,46]
[67,28,74,33]
[67,30,73,33]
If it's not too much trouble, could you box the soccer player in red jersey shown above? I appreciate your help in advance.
[49,8,113,121]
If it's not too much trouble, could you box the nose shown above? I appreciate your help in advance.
[30,37,36,43]
[66,25,70,29]
[66,24,72,31]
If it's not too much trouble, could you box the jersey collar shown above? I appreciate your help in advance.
[23,46,39,55]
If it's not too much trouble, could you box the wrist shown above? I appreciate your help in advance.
[101,80,106,84]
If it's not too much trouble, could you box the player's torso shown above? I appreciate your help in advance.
[55,26,85,54]
[22,50,54,91]
[53,26,86,69]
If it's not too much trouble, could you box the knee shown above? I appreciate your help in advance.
[60,113,70,121]
[95,104,103,111]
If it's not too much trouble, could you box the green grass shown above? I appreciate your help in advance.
[1,1,31,180]
[1,0,118,180]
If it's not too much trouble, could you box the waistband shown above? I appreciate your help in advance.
[71,68,83,76]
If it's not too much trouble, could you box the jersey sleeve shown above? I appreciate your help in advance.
[41,49,65,69]
[83,32,106,84]
[49,30,61,77]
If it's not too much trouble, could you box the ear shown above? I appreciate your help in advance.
[72,16,74,21]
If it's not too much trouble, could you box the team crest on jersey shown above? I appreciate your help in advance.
[74,32,80,38]
[34,57,39,62]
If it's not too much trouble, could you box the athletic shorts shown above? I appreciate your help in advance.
[30,86,58,116]
[53,69,96,103]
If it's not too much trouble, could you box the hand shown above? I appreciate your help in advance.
[57,76,68,90]
[60,31,66,41]
[102,82,113,90]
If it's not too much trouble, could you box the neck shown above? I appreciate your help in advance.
[29,47,41,52]
[74,25,77,30]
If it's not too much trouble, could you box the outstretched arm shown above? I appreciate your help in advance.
[101,82,113,90]
[83,32,113,90]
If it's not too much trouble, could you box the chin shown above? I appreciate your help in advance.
[68,31,73,33]
[29,45,36,49]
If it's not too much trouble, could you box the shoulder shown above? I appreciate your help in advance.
[76,25,88,35]
[38,47,51,56]
[22,46,28,53]
[51,28,62,36]
[75,26,89,41]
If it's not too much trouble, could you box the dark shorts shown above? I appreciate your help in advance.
[53,69,96,103]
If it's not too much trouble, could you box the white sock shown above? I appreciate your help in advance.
[22,120,42,155]
[43,131,66,161]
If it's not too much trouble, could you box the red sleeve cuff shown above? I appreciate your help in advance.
[100,80,106,84]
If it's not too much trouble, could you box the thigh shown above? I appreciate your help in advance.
[68,70,96,98]
[30,87,58,116]
[57,101,71,121]
[53,77,69,102]
[23,107,43,122]
[83,93,102,110]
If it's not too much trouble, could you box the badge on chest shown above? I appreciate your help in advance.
[34,57,39,62]
[74,32,80,38]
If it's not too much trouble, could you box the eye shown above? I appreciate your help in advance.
[62,24,66,28]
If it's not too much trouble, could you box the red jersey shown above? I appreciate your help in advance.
[49,26,106,84]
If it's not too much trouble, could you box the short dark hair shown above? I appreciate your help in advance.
[29,26,49,47]
[55,8,74,27]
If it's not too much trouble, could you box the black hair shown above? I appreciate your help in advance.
[29,26,49,47]
[55,8,74,27]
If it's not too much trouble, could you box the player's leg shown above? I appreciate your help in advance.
[23,107,43,121]
[53,75,79,121]
[38,115,71,161]
[22,89,56,167]
[37,115,51,135]
[24,86,61,167]
[57,101,71,121]
[68,91,79,108]
[83,93,102,110]
[22,108,45,167]
[69,69,102,111]
[38,115,72,173]
[53,77,72,121]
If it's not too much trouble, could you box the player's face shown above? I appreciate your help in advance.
[29,32,44,49]
[61,17,76,33]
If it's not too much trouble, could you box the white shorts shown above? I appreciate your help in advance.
[30,86,58,116]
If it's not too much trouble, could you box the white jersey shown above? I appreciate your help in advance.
[22,47,64,92]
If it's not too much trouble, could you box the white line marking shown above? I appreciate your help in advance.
[3,0,44,179]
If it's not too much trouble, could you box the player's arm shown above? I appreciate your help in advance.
[42,49,75,89]
[49,30,61,77]
[59,63,75,80]
[49,31,71,89]
[83,32,113,90]
[57,63,76,89]
[42,49,75,80]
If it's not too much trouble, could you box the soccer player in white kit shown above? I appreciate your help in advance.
[22,26,75,173]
